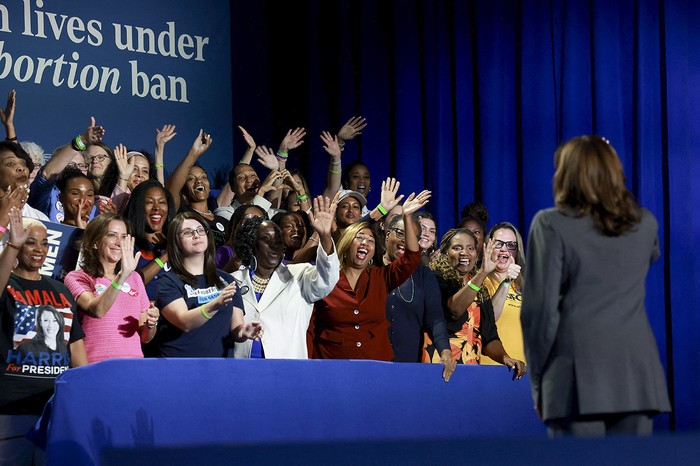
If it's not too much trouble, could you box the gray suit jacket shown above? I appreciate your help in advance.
[521,207,670,421]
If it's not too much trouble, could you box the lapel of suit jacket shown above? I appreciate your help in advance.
[256,266,289,312]
[238,270,261,318]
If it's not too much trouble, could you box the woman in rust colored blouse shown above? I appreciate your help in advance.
[310,190,430,361]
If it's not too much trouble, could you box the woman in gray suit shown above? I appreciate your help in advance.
[521,135,670,437]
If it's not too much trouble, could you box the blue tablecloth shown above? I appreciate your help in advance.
[44,359,544,465]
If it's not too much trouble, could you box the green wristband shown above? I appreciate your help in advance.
[467,280,481,292]
[111,280,121,290]
[154,257,165,268]
[377,204,388,216]
[200,304,212,320]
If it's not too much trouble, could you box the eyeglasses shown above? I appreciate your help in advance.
[88,154,110,164]
[390,228,405,240]
[69,162,89,170]
[493,240,517,251]
[180,227,208,238]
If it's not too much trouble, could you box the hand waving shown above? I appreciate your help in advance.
[279,127,306,153]
[320,131,341,158]
[155,124,177,148]
[114,144,134,179]
[379,177,404,213]
[238,126,256,150]
[118,234,142,279]
[190,129,212,158]
[80,116,105,146]
[337,116,367,141]
[255,145,279,170]
[308,193,338,237]
[401,190,431,216]
[7,206,28,246]
[0,90,15,128]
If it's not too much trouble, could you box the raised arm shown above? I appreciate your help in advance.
[445,239,498,320]
[165,129,212,211]
[73,235,142,318]
[321,131,343,199]
[0,207,26,289]
[0,90,16,141]
[217,126,256,207]
[401,190,431,252]
[154,124,177,186]
[42,117,105,181]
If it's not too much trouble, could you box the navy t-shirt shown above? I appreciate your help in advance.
[154,270,243,357]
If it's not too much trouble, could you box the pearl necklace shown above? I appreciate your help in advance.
[191,206,213,216]
[251,274,270,294]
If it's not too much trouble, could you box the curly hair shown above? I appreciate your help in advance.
[233,216,267,268]
[429,228,478,289]
[56,166,91,193]
[459,201,488,227]
[123,179,175,254]
[554,135,641,236]
[79,213,129,278]
[166,211,220,289]
[224,204,268,248]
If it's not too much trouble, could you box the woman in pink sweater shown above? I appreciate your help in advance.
[65,213,159,363]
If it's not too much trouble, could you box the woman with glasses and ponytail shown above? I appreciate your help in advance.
[154,212,263,357]
[479,222,526,366]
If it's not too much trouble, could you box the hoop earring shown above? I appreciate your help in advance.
[251,256,258,272]
[369,258,373,266]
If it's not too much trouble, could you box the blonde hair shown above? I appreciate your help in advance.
[337,222,372,269]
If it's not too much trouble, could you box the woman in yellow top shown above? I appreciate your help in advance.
[480,222,526,365]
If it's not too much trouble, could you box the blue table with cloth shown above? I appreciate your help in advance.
[43,359,544,464]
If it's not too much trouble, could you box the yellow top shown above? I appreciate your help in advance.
[480,275,526,365]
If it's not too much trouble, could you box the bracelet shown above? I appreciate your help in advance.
[5,241,20,250]
[329,168,342,175]
[154,257,165,268]
[376,204,388,216]
[238,161,247,165]
[296,193,309,202]
[276,151,288,158]
[72,135,87,151]
[119,177,129,182]
[200,304,212,320]
[308,237,319,243]
[276,156,287,162]
[0,224,6,234]
[467,280,481,292]
[111,280,122,290]
[155,163,164,169]
[330,159,342,166]
[5,136,17,142]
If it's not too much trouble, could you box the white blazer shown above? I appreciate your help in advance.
[232,244,339,359]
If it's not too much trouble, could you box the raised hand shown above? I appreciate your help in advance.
[75,198,91,229]
[279,127,306,153]
[209,281,238,311]
[401,190,431,216]
[190,129,212,158]
[118,234,142,279]
[155,124,177,149]
[308,194,338,237]
[320,131,341,158]
[0,90,15,129]
[238,126,256,150]
[7,206,28,247]
[480,237,499,275]
[255,145,279,170]
[80,116,105,146]
[114,144,134,180]
[379,177,404,212]
[256,170,282,197]
[337,116,367,142]
[281,169,303,192]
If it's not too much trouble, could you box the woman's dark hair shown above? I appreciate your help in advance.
[271,210,310,247]
[224,204,268,247]
[166,211,220,289]
[92,142,118,196]
[132,149,158,181]
[56,166,91,193]
[413,210,437,254]
[341,160,368,188]
[554,135,640,236]
[124,179,175,254]
[234,216,269,268]
[79,213,129,277]
[34,305,66,349]
[0,140,34,173]
[458,202,488,232]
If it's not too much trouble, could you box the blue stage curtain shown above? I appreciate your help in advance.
[230,0,699,430]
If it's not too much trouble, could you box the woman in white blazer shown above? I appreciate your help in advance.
[232,195,339,359]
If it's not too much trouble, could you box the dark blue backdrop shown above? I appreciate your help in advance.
[230,0,699,430]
